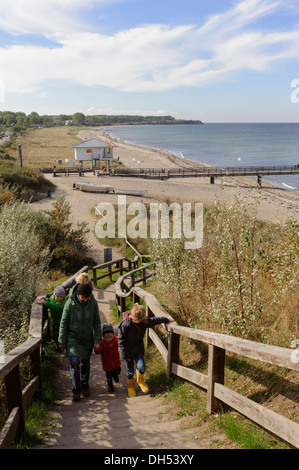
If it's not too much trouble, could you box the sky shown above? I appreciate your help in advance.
[0,0,299,122]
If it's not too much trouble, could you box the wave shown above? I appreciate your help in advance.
[282,182,297,190]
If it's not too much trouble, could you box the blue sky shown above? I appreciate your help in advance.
[0,0,299,122]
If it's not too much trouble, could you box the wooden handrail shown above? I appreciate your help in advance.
[92,256,138,287]
[114,263,156,315]
[0,267,89,449]
[2,258,298,448]
[0,303,46,449]
[115,277,299,448]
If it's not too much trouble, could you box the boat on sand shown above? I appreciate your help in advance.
[74,182,114,193]
[114,189,148,196]
[74,182,147,196]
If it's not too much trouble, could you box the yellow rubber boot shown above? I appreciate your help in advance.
[136,372,149,393]
[127,378,136,397]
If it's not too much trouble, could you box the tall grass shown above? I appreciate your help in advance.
[149,193,299,346]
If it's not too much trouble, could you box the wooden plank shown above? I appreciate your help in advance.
[207,345,225,414]
[93,257,126,270]
[61,266,89,290]
[30,347,42,400]
[148,329,168,362]
[4,365,25,437]
[171,363,208,390]
[22,376,40,409]
[215,383,299,449]
[0,407,20,449]
[167,332,180,378]
[28,300,44,338]
[0,337,40,381]
[145,305,152,348]
[168,324,299,372]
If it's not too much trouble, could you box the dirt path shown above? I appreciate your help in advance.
[35,286,215,450]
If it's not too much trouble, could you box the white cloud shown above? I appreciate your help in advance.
[0,0,298,95]
[0,0,122,36]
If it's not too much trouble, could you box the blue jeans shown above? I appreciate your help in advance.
[70,356,90,393]
[124,354,145,379]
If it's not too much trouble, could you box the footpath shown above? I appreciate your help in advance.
[36,286,208,450]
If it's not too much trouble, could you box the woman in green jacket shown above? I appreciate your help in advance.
[59,283,101,401]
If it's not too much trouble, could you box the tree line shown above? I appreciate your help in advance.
[0,111,202,133]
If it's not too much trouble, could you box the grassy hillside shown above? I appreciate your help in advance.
[9,126,83,169]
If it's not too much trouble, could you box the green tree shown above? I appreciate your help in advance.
[72,112,85,125]
[29,111,41,125]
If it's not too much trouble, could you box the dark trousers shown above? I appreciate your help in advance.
[70,356,90,393]
[106,366,121,381]
[52,323,60,348]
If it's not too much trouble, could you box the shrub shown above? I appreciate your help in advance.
[0,201,50,350]
[150,194,299,345]
[33,196,90,273]
[0,166,40,189]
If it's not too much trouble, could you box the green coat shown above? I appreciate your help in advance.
[58,283,101,359]
[45,294,67,324]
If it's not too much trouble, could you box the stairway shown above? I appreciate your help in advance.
[36,286,207,449]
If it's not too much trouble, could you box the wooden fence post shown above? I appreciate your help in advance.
[132,291,140,305]
[92,267,97,288]
[120,297,126,316]
[30,347,43,400]
[207,345,225,414]
[145,305,153,348]
[108,264,112,282]
[167,332,180,378]
[42,304,51,342]
[5,365,25,438]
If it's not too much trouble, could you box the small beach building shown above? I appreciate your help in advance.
[71,138,113,170]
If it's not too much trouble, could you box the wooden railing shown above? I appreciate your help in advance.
[91,256,138,287]
[115,270,299,448]
[0,267,89,449]
[0,299,48,449]
[110,165,299,180]
[2,258,298,448]
[114,262,156,316]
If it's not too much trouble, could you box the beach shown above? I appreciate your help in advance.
[32,128,299,264]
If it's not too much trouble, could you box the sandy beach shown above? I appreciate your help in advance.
[31,128,299,264]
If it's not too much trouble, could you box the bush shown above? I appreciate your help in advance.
[33,196,90,273]
[0,166,40,189]
[0,197,90,350]
[0,201,50,350]
[0,149,15,161]
[150,194,299,345]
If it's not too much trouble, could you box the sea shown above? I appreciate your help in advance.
[106,123,299,193]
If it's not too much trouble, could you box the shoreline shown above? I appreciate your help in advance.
[30,127,299,264]
[78,127,199,170]
[78,127,299,199]
[80,127,299,190]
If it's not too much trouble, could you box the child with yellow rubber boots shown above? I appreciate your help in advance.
[118,303,173,397]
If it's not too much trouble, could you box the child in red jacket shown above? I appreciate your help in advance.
[94,323,121,392]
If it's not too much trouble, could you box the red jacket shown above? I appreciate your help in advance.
[95,335,121,372]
